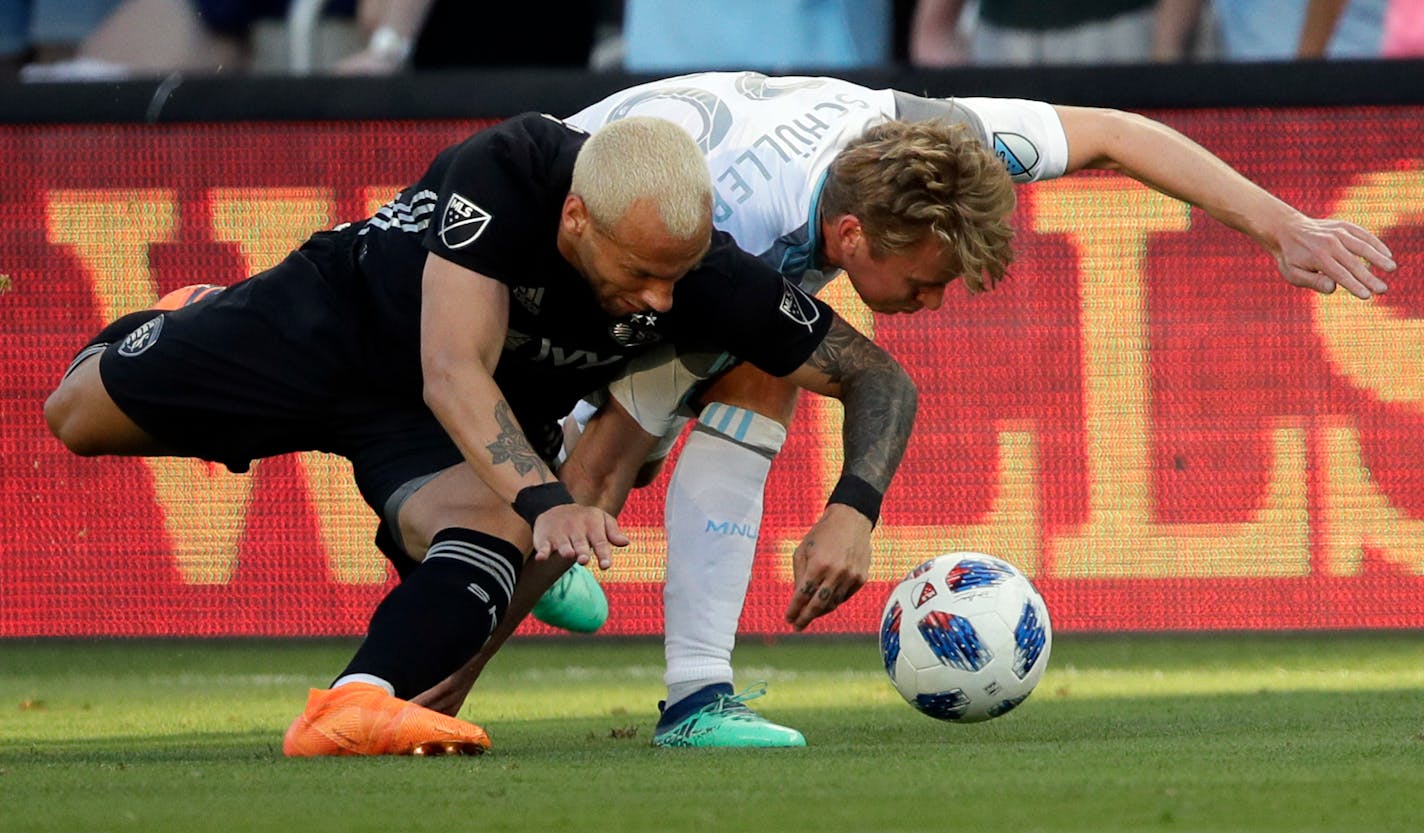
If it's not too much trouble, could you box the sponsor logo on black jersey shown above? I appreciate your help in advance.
[117,314,164,357]
[439,193,492,249]
[777,279,820,331]
[507,328,623,369]
[608,312,662,347]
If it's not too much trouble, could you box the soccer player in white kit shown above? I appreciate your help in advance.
[425,72,1396,747]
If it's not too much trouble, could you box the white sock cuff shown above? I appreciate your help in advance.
[664,660,734,690]
[695,403,787,455]
[332,674,395,695]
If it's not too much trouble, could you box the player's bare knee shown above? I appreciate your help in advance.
[45,365,159,457]
[396,467,530,559]
[699,365,799,427]
[43,385,96,455]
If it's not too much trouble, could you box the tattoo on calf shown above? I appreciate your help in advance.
[486,401,543,475]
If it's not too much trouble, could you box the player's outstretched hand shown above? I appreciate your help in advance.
[531,503,629,570]
[1273,214,1396,299]
[785,503,873,632]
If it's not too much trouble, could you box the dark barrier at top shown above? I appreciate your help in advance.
[1,60,1422,123]
[1,64,1422,637]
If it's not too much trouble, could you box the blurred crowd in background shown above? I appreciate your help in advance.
[2,0,1421,82]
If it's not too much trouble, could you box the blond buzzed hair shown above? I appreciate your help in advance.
[571,116,713,240]
[821,120,1017,293]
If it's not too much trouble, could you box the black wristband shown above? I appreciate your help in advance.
[512,482,576,527]
[826,474,883,527]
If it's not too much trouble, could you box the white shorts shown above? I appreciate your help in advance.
[564,346,734,463]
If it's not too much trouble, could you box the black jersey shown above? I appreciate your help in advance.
[349,112,835,430]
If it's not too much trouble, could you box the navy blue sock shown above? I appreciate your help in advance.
[657,683,734,728]
[340,527,523,699]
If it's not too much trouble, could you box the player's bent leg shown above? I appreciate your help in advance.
[527,403,608,633]
[409,552,571,718]
[44,347,170,457]
[411,397,664,714]
[46,286,224,457]
[293,526,520,756]
[393,462,531,559]
[657,408,798,747]
[289,467,523,756]
[658,367,800,746]
[528,398,664,633]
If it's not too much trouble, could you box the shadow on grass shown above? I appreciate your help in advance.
[0,729,286,764]
[6,686,1416,769]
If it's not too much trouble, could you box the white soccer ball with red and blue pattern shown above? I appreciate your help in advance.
[879,551,1051,722]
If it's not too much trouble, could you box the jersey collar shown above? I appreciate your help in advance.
[807,167,831,271]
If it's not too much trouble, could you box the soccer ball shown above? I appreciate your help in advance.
[879,551,1052,722]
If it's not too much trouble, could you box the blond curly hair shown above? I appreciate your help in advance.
[820,120,1016,293]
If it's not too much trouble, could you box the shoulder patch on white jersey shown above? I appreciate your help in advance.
[992,132,1041,182]
[439,193,492,249]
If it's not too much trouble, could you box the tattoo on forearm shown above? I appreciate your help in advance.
[805,320,857,385]
[486,401,543,476]
[811,318,918,492]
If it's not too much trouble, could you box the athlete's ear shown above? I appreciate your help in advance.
[562,194,590,236]
[833,213,864,259]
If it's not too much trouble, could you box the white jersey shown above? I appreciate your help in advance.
[568,71,1070,295]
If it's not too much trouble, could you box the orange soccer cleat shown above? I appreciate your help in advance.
[282,683,491,757]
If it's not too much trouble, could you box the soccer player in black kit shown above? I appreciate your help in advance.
[43,114,918,756]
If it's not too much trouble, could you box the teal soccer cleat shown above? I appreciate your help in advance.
[651,682,806,748]
[530,562,609,633]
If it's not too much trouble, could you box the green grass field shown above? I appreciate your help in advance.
[1,634,1421,833]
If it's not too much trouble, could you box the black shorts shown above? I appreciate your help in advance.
[97,232,559,558]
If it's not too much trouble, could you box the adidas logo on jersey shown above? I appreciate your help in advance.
[513,286,545,315]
